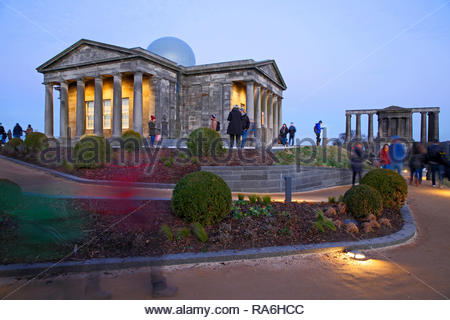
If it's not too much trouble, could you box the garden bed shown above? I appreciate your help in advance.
[0,198,403,265]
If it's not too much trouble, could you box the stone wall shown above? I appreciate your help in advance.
[201,165,355,193]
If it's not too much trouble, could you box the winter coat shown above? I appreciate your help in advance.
[351,146,364,172]
[410,153,426,170]
[314,123,322,135]
[378,149,390,166]
[148,121,156,136]
[0,126,5,135]
[288,125,296,136]
[227,107,242,135]
[388,142,406,164]
[241,113,250,131]
[279,126,288,138]
[427,144,445,165]
[13,125,23,137]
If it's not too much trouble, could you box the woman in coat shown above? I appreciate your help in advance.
[378,144,390,169]
[351,142,365,185]
[227,105,242,148]
[279,124,289,146]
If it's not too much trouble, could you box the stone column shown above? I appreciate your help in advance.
[408,114,413,140]
[261,88,267,128]
[254,85,261,129]
[377,116,383,139]
[44,83,54,137]
[273,96,278,139]
[75,79,85,138]
[132,72,143,135]
[355,113,361,140]
[59,81,68,139]
[428,112,435,142]
[420,112,427,143]
[222,83,232,135]
[112,74,122,138]
[433,111,439,142]
[368,113,374,144]
[246,81,254,123]
[94,76,103,136]
[345,114,352,143]
[278,97,282,130]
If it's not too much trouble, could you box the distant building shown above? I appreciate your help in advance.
[37,39,286,144]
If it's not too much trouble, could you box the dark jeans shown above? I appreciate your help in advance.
[410,167,423,183]
[229,134,241,148]
[316,132,321,146]
[289,134,295,146]
[241,130,248,148]
[430,164,444,186]
[352,171,362,185]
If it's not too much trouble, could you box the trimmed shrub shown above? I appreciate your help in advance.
[0,179,23,212]
[73,135,108,168]
[121,130,142,152]
[24,132,48,152]
[187,127,224,157]
[4,138,24,155]
[171,171,232,225]
[360,168,408,210]
[343,184,383,218]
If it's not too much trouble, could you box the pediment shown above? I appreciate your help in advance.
[256,61,286,89]
[37,40,135,71]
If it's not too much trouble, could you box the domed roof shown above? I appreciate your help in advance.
[147,37,196,66]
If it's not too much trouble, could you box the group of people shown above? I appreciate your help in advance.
[0,123,33,145]
[222,105,251,148]
[351,136,448,188]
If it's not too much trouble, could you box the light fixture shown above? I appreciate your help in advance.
[345,250,368,261]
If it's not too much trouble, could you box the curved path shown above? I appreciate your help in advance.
[0,158,449,299]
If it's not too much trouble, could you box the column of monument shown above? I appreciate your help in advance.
[132,72,143,135]
[44,83,54,137]
[94,77,103,136]
[59,81,68,139]
[75,79,86,138]
[112,74,122,138]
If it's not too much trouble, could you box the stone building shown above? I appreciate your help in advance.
[37,39,286,144]
[345,106,440,144]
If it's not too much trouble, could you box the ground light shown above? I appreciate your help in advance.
[345,249,369,261]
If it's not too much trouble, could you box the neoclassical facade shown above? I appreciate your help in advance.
[345,106,440,144]
[37,39,286,144]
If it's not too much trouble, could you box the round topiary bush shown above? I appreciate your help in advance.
[343,184,383,218]
[74,135,108,168]
[121,130,142,152]
[187,127,224,157]
[0,179,23,212]
[24,132,48,152]
[4,138,25,155]
[360,168,407,210]
[172,171,232,225]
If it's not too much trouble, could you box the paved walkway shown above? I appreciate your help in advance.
[0,157,449,299]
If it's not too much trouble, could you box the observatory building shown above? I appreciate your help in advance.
[37,38,286,143]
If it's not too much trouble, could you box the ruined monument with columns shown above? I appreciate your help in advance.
[37,39,286,145]
[345,106,440,146]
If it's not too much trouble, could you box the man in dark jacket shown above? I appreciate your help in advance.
[0,123,6,144]
[13,123,23,139]
[427,139,445,188]
[227,105,242,148]
[240,108,250,148]
[351,142,365,185]
[314,121,322,146]
[279,123,289,147]
[288,122,296,146]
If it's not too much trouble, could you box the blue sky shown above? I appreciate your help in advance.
[0,0,449,140]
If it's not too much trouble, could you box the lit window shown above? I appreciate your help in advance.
[86,101,94,130]
[122,98,129,129]
[103,100,111,129]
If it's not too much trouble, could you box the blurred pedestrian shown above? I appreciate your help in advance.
[227,105,242,148]
[409,142,426,186]
[279,123,289,147]
[13,123,23,139]
[148,115,156,146]
[314,121,322,146]
[288,122,296,146]
[378,144,391,169]
[25,124,33,136]
[388,136,406,174]
[427,139,445,188]
[351,142,364,185]
[0,123,6,145]
[240,108,250,148]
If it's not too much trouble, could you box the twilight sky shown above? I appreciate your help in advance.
[0,0,449,140]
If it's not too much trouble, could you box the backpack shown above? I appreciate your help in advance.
[216,121,221,131]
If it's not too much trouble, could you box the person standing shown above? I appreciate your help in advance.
[351,142,364,185]
[427,139,445,188]
[409,142,426,186]
[378,144,391,169]
[148,115,156,147]
[240,108,250,148]
[25,124,34,136]
[314,121,322,146]
[227,105,242,148]
[388,136,406,175]
[0,123,6,145]
[279,123,289,147]
[288,122,296,146]
[12,123,23,139]
[209,114,219,131]
[7,129,12,142]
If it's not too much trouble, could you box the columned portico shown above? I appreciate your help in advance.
[112,74,122,138]
[75,79,85,138]
[132,72,143,135]
[94,77,103,136]
[44,83,54,137]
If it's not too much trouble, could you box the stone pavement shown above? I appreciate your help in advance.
[0,157,449,299]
